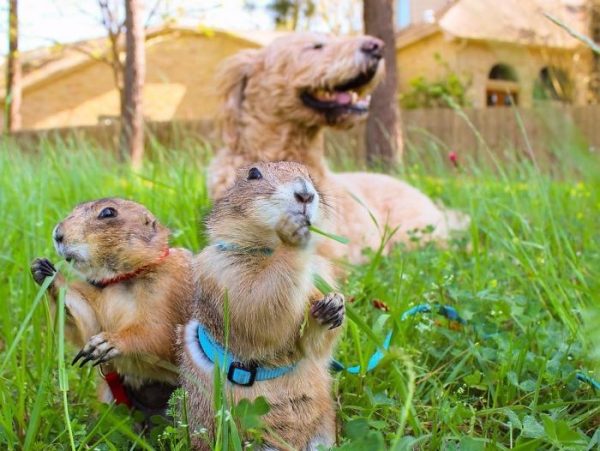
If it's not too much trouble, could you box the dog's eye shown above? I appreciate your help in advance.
[98,207,118,219]
[247,167,263,180]
[312,43,324,50]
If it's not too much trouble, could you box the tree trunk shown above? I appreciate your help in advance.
[5,0,22,133]
[363,0,402,167]
[120,0,145,168]
[589,0,600,102]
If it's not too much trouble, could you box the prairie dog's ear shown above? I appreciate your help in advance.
[216,49,262,147]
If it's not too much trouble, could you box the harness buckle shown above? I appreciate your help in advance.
[227,361,257,387]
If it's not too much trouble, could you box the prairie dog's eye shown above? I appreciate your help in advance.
[247,167,263,180]
[98,207,118,219]
[312,43,324,50]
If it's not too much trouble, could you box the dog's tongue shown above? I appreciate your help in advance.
[334,92,352,105]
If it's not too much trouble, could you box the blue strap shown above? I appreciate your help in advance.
[576,372,600,390]
[331,303,464,374]
[332,302,600,393]
[401,303,466,324]
[197,323,296,386]
[214,241,274,256]
[331,332,392,374]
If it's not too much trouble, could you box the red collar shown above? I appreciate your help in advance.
[89,247,170,289]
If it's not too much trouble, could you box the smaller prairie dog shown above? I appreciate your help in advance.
[181,162,345,450]
[30,198,194,392]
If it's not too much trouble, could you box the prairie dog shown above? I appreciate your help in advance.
[181,162,345,450]
[30,198,194,396]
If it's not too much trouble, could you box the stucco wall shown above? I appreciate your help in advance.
[396,32,459,94]
[17,32,258,130]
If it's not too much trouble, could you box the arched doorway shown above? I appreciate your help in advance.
[486,63,519,107]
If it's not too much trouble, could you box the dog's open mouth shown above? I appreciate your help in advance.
[300,67,378,115]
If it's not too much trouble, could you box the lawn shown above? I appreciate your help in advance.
[0,134,598,450]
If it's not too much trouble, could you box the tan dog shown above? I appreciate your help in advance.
[208,33,468,263]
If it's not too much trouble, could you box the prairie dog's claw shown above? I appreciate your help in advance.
[72,333,121,367]
[311,292,345,330]
[31,258,57,286]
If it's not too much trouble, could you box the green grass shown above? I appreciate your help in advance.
[0,134,598,450]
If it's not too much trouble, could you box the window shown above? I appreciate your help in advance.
[486,63,519,107]
[489,64,518,82]
[397,0,411,28]
[534,66,572,102]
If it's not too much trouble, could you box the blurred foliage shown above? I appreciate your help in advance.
[399,54,471,110]
[245,0,316,30]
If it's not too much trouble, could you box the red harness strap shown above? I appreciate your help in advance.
[104,371,132,407]
[93,248,172,406]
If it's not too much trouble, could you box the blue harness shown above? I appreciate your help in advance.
[214,241,274,256]
[196,323,296,387]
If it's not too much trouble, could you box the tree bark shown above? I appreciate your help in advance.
[5,0,22,133]
[589,0,600,102]
[363,0,402,167]
[120,0,145,168]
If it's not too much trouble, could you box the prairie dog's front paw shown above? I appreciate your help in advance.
[72,333,121,367]
[30,258,57,285]
[311,292,345,330]
[276,212,310,247]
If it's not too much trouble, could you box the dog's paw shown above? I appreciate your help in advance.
[311,292,345,330]
[30,258,57,286]
[72,333,121,367]
[276,212,310,247]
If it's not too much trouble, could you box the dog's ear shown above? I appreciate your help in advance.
[216,49,261,147]
[217,49,260,111]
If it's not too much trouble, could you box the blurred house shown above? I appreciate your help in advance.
[395,0,591,107]
[0,27,285,130]
[1,1,594,132]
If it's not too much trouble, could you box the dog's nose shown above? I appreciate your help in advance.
[295,190,315,204]
[53,224,64,243]
[361,38,384,59]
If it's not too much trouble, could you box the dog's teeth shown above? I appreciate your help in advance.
[314,89,333,101]
[351,91,359,103]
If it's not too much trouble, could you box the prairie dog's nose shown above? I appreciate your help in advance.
[293,178,316,204]
[295,190,315,204]
[360,37,384,59]
[53,224,64,243]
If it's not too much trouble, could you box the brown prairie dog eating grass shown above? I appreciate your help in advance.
[181,162,344,450]
[208,32,469,263]
[30,198,194,405]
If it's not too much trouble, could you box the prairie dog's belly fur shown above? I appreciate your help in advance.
[193,247,316,362]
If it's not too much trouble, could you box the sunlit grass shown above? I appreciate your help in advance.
[0,134,598,449]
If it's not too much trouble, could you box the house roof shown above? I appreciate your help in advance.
[0,26,288,96]
[397,0,588,49]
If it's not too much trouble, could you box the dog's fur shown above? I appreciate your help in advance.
[208,32,468,263]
